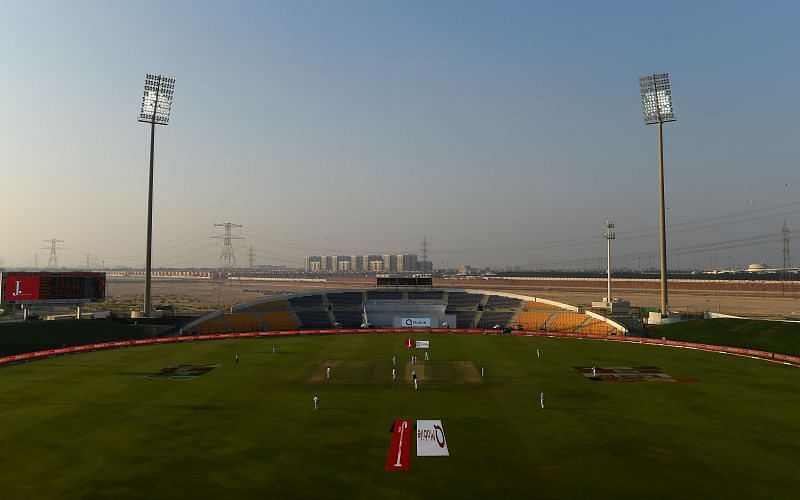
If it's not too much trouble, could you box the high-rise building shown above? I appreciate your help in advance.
[304,253,423,273]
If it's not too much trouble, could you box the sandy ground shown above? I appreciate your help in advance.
[98,277,800,319]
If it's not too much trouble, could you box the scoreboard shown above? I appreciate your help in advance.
[1,272,106,304]
[376,275,433,288]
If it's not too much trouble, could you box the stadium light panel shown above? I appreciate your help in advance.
[138,74,175,125]
[640,73,675,125]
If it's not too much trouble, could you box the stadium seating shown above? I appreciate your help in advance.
[195,317,228,335]
[332,310,363,328]
[447,292,484,308]
[407,291,444,300]
[522,301,560,310]
[484,296,522,310]
[295,310,332,329]
[367,290,403,300]
[580,319,616,335]
[241,300,291,312]
[258,311,299,330]
[222,313,262,333]
[546,313,588,333]
[514,311,554,330]
[327,292,364,308]
[453,311,478,328]
[185,290,623,336]
[477,311,515,329]
[289,295,324,309]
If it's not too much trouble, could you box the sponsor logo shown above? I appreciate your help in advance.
[386,419,412,471]
[406,338,414,349]
[402,317,431,327]
[575,366,698,383]
[12,281,27,297]
[145,364,219,380]
[3,276,40,302]
[416,420,450,456]
[415,340,430,349]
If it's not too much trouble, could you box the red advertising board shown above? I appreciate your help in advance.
[3,275,40,302]
[386,419,412,471]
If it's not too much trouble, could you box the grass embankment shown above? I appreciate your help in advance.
[649,318,800,357]
[0,320,159,356]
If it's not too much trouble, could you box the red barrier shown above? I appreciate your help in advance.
[1,328,799,368]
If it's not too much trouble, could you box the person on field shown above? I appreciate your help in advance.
[235,354,239,365]
[591,366,597,377]
[412,369,419,390]
[313,395,319,410]
[326,365,331,380]
[424,351,429,361]
[272,344,276,354]
[414,378,419,390]
[540,392,546,409]
[536,348,540,359]
[392,354,396,367]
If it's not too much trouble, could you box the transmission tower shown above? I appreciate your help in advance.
[781,220,791,294]
[419,236,431,271]
[41,239,64,268]
[210,223,244,271]
[248,245,255,268]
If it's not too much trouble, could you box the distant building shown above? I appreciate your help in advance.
[304,253,426,273]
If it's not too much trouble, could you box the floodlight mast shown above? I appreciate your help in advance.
[640,73,676,319]
[604,220,615,304]
[138,74,175,317]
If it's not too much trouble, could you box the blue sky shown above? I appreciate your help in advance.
[2,0,799,269]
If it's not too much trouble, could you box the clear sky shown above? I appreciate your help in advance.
[2,0,799,270]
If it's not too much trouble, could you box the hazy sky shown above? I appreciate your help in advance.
[2,0,800,270]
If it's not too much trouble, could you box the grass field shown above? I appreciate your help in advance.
[1,332,798,499]
[0,320,158,356]
[651,318,800,356]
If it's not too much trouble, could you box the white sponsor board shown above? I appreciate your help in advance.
[415,340,430,349]
[416,420,449,456]
[402,317,431,328]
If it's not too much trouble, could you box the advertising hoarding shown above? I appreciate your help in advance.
[1,272,106,304]
[416,420,449,456]
[401,317,431,328]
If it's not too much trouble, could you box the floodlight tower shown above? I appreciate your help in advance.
[138,74,176,317]
[604,220,615,304]
[640,73,676,319]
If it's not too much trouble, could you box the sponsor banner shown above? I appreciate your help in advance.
[406,338,414,349]
[402,317,431,328]
[386,419,412,471]
[417,420,449,456]
[3,275,40,302]
[415,340,430,349]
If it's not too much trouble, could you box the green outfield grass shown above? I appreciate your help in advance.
[650,318,800,356]
[1,333,798,499]
[0,320,157,356]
